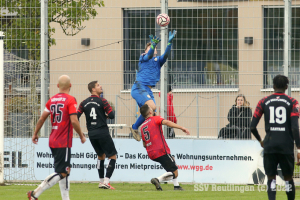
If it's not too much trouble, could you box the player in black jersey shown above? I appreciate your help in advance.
[251,75,300,200]
[77,81,117,189]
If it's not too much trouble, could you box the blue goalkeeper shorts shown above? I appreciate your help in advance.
[131,81,156,107]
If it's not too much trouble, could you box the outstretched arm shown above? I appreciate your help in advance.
[141,35,161,62]
[159,30,177,66]
[162,119,190,135]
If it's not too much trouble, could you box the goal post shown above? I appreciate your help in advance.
[0,31,5,185]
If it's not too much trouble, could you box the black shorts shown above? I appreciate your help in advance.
[89,130,117,158]
[264,153,294,177]
[50,148,71,174]
[153,154,178,172]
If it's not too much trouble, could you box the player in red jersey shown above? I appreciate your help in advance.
[140,104,190,191]
[27,75,86,200]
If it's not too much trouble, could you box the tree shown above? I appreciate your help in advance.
[0,0,105,60]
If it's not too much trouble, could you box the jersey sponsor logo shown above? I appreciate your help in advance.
[52,126,58,129]
[154,57,158,61]
[91,122,97,125]
[51,97,66,102]
[84,102,100,107]
[270,127,286,131]
[265,98,290,106]
[141,119,151,126]
[147,95,151,98]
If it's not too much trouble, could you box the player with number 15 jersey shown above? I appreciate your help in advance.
[45,93,78,148]
[28,75,86,200]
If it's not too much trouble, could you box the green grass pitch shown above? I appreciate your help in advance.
[1,182,300,200]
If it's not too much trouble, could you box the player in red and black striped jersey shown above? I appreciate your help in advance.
[77,81,117,189]
[28,75,86,200]
[250,75,300,200]
[140,104,190,191]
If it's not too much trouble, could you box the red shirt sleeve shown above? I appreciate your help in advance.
[68,97,77,115]
[45,99,51,112]
[77,101,84,114]
[291,99,300,117]
[253,98,265,119]
[102,98,112,114]
[154,116,164,125]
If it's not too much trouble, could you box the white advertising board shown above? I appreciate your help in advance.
[32,138,262,183]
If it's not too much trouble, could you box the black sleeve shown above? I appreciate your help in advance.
[245,108,252,128]
[77,101,84,119]
[227,106,236,125]
[107,111,115,119]
[250,117,262,142]
[291,116,300,148]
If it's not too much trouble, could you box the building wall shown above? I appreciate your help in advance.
[49,0,299,138]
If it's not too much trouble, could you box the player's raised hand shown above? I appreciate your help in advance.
[80,134,86,144]
[32,134,39,144]
[297,151,300,166]
[149,35,161,47]
[168,30,177,43]
[182,127,190,135]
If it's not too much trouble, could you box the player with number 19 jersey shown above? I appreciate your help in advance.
[141,116,170,160]
[45,93,77,148]
[252,93,299,154]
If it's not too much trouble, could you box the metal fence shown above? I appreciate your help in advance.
[1,0,300,181]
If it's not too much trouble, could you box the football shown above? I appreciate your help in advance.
[156,13,170,27]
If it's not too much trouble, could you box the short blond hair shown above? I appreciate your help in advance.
[144,42,151,51]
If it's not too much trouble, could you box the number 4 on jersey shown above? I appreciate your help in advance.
[90,107,97,119]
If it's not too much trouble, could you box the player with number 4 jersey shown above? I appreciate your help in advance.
[77,81,117,189]
[140,104,190,191]
[250,75,300,200]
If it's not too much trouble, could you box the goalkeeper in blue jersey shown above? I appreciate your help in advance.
[130,30,177,141]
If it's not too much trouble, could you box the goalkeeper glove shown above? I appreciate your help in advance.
[168,30,177,44]
[149,35,161,49]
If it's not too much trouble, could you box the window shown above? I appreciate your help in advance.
[264,8,300,88]
[123,8,239,90]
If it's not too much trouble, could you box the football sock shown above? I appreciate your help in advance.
[157,172,173,182]
[104,177,110,184]
[34,172,63,197]
[105,159,116,179]
[172,178,179,186]
[286,180,295,200]
[132,115,145,130]
[267,179,276,200]
[59,176,70,200]
[97,159,105,180]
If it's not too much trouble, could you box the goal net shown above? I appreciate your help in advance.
[3,50,40,182]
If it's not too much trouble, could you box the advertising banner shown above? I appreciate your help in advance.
[32,138,262,183]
